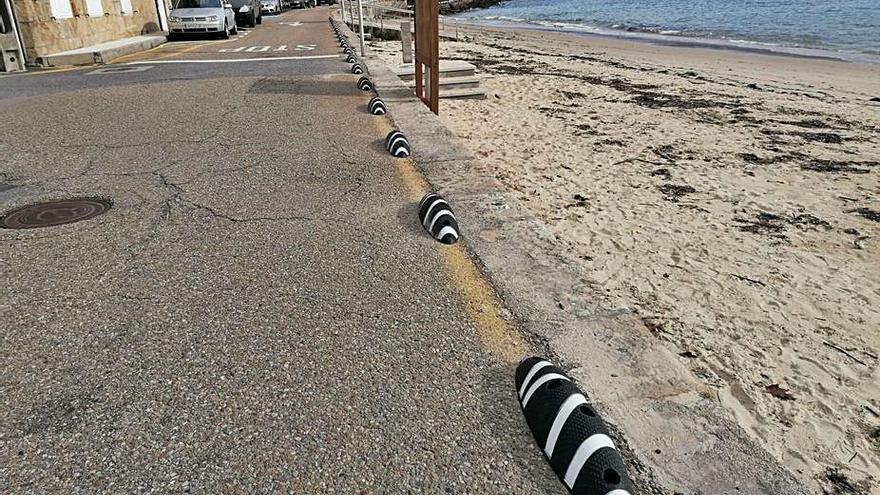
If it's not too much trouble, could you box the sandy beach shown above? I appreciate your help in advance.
[372,26,880,493]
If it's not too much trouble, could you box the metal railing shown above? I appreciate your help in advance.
[339,0,474,43]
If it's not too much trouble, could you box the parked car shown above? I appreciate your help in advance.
[168,0,237,40]
[261,0,282,14]
[289,0,306,7]
[229,0,261,27]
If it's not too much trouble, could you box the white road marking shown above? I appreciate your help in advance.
[279,21,302,26]
[219,44,314,53]
[165,40,217,46]
[88,65,154,74]
[125,54,338,64]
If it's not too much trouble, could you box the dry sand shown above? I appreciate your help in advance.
[372,26,880,494]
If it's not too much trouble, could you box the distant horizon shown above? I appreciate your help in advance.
[451,0,880,59]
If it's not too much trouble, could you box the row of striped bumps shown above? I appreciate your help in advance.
[516,357,633,495]
[417,193,460,245]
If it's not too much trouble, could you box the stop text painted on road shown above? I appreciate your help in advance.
[218,44,316,53]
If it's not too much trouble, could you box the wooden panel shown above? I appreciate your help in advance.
[413,0,439,114]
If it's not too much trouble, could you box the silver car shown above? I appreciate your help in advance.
[261,0,282,15]
[168,0,237,40]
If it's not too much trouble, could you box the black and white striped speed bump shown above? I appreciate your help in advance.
[418,193,460,244]
[343,47,353,55]
[384,130,410,158]
[351,64,364,74]
[346,54,357,63]
[368,96,387,115]
[515,357,633,495]
[357,77,373,91]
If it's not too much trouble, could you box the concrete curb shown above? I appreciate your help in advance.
[332,12,813,495]
[39,34,168,67]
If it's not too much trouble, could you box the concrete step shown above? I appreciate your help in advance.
[405,75,481,91]
[438,88,487,100]
[391,60,476,82]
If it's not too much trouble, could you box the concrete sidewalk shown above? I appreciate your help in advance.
[38,34,167,67]
[335,13,814,495]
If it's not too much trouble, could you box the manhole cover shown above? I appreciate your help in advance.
[1,198,112,229]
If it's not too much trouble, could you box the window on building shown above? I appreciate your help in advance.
[49,0,74,19]
[86,0,104,16]
[120,0,133,14]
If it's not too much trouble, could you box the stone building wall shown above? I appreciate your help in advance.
[14,0,161,61]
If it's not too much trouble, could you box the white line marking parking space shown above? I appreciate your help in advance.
[89,65,154,74]
[125,54,337,64]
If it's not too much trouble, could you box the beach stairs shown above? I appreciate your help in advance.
[390,60,486,100]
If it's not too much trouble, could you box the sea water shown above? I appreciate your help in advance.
[451,0,880,62]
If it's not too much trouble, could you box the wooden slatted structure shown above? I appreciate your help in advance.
[414,0,440,114]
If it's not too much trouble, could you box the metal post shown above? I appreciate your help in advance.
[0,0,26,71]
[401,21,412,64]
[356,0,366,56]
[340,0,345,25]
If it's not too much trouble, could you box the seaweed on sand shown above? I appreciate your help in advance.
[657,184,696,201]
[735,211,831,237]
[801,159,878,174]
[847,208,880,223]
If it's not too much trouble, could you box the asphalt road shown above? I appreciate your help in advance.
[0,6,563,494]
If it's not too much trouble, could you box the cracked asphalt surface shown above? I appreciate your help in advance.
[0,6,564,494]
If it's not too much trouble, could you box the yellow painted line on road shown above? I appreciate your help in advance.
[114,40,219,64]
[371,113,531,365]
[8,66,87,77]
[109,42,170,64]
[438,244,531,365]
[151,41,217,60]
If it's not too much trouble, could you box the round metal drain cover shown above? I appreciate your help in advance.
[1,198,111,229]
